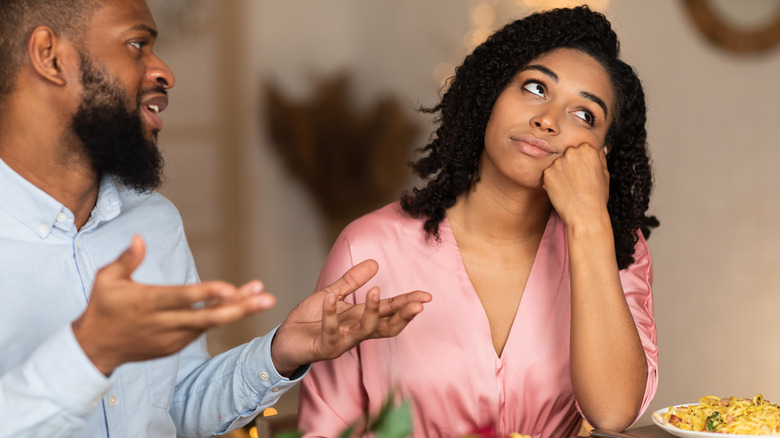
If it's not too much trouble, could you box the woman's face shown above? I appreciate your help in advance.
[481,48,614,191]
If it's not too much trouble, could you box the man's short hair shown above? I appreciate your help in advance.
[0,0,102,104]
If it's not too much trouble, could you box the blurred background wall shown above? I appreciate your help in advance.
[148,0,780,427]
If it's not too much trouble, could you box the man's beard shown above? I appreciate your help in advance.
[70,53,165,192]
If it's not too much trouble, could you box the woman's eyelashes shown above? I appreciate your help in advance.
[573,109,596,126]
[522,79,546,98]
[521,79,597,127]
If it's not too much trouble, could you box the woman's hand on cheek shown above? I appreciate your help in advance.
[542,142,610,228]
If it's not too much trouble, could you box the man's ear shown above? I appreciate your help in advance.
[27,26,71,87]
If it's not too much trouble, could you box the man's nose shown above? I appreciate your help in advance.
[147,55,175,89]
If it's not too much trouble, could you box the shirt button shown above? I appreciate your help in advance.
[76,239,82,249]
[56,212,67,222]
[259,372,269,381]
[38,225,48,234]
[108,395,118,406]
[270,387,281,393]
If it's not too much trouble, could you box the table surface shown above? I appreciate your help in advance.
[580,425,676,437]
[625,425,676,437]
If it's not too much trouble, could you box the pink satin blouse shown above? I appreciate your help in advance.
[299,202,657,437]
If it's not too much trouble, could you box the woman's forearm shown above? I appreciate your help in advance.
[567,217,647,431]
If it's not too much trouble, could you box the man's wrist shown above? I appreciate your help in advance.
[269,326,306,378]
[71,318,116,376]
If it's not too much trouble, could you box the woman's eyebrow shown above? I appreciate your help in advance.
[521,64,558,82]
[522,64,609,118]
[581,91,608,118]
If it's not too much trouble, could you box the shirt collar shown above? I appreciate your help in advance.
[83,173,123,231]
[0,158,123,236]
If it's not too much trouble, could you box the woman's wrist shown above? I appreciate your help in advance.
[564,210,613,240]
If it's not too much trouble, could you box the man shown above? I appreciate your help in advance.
[0,0,432,436]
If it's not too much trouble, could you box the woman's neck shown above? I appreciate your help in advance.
[447,179,552,244]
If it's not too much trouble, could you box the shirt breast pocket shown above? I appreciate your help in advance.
[145,355,180,408]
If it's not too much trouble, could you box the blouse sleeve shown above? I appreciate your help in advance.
[618,231,658,424]
[298,233,370,437]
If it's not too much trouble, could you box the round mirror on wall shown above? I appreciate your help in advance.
[682,0,780,54]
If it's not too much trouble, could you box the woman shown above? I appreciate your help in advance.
[298,6,659,437]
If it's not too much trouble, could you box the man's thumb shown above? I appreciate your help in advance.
[105,235,146,279]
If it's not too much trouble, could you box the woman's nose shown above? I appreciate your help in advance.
[530,109,558,134]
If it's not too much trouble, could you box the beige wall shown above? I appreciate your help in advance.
[609,0,780,425]
[149,0,780,426]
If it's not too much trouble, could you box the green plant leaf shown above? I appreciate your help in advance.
[338,425,355,438]
[367,393,396,431]
[286,393,412,438]
[374,400,412,438]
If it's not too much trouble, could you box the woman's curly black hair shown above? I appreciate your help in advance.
[400,5,658,270]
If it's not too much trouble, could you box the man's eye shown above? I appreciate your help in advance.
[129,41,145,50]
[574,109,594,126]
[522,81,545,97]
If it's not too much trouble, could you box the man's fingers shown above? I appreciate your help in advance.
[320,259,379,300]
[377,290,432,317]
[204,280,267,307]
[150,281,237,310]
[150,279,268,311]
[170,291,276,329]
[319,292,341,347]
[367,291,429,338]
[238,280,265,297]
[319,288,382,358]
[353,287,380,336]
[374,301,426,338]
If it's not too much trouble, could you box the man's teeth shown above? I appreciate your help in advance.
[148,104,160,114]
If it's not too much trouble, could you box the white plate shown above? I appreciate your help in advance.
[652,404,780,437]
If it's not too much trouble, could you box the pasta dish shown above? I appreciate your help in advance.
[654,394,780,435]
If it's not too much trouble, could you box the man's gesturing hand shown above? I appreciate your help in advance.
[270,260,432,377]
[72,235,276,375]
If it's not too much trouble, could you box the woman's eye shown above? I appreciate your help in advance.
[574,109,594,126]
[522,81,545,97]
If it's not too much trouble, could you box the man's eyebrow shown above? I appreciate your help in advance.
[521,64,558,82]
[581,91,608,118]
[131,24,158,38]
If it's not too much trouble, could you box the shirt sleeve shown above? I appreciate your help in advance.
[298,234,369,437]
[0,326,112,438]
[169,326,309,438]
[619,231,658,424]
[166,210,311,436]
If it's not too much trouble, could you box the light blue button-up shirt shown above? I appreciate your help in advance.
[0,158,304,437]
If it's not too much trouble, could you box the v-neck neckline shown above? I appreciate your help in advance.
[441,210,555,359]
